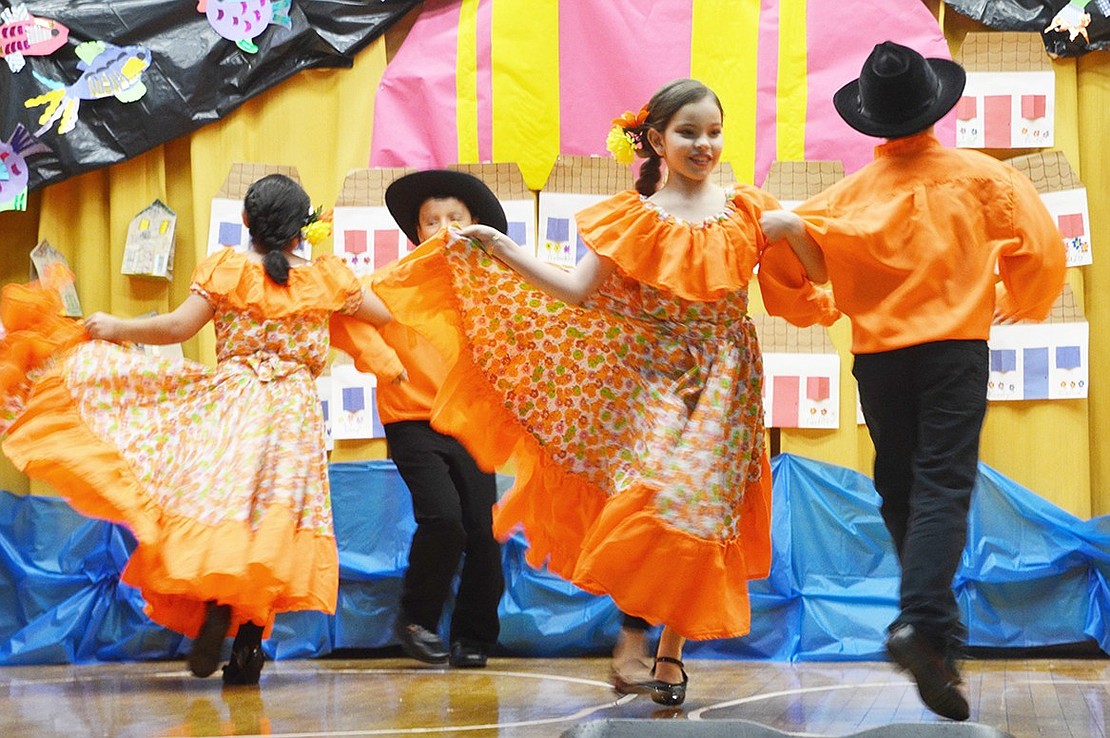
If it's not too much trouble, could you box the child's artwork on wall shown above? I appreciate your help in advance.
[329,360,384,440]
[0,124,49,212]
[207,163,310,259]
[752,314,840,429]
[316,374,333,451]
[0,4,69,74]
[122,200,177,280]
[954,32,1054,150]
[29,240,81,317]
[537,156,633,268]
[1006,150,1091,268]
[451,162,536,258]
[988,285,1087,401]
[24,40,152,136]
[332,167,414,276]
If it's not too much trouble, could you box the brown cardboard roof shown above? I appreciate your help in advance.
[544,155,634,194]
[953,31,1052,73]
[447,162,531,200]
[761,160,845,202]
[335,167,415,207]
[751,313,837,354]
[1042,284,1084,323]
[215,163,301,199]
[1004,150,1082,194]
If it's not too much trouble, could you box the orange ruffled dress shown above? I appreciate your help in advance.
[374,187,838,640]
[1,249,363,639]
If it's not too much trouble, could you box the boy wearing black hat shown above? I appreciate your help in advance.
[761,41,1065,721]
[331,170,507,668]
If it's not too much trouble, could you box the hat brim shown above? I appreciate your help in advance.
[385,170,508,246]
[833,58,966,139]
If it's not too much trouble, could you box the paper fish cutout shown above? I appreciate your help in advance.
[197,0,292,54]
[0,124,50,212]
[0,4,69,74]
[24,40,151,136]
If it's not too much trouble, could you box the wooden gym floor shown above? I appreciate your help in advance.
[0,656,1106,737]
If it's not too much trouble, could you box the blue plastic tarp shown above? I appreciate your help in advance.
[2,454,1109,664]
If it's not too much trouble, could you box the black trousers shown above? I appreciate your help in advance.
[853,340,988,658]
[385,420,504,647]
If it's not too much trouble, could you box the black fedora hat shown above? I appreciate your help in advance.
[385,169,508,245]
[833,41,966,139]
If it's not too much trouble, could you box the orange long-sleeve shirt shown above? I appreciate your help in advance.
[794,131,1066,354]
[328,283,445,426]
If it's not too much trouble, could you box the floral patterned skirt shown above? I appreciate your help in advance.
[2,340,338,638]
[375,233,773,640]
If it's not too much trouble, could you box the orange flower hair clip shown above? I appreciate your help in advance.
[605,104,650,166]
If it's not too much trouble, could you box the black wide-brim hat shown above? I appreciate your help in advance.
[833,41,966,139]
[385,169,508,245]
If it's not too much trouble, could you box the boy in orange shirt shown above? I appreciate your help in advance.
[331,170,506,668]
[762,42,1065,721]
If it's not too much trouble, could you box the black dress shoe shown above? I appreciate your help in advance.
[886,624,970,721]
[394,620,449,664]
[188,602,230,678]
[222,644,265,685]
[449,640,488,668]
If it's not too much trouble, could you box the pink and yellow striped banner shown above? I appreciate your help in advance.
[371,0,952,190]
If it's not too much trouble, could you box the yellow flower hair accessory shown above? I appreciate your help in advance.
[605,104,649,166]
[303,206,333,247]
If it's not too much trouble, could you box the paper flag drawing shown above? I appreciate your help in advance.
[0,124,50,212]
[0,4,69,73]
[24,40,152,136]
[197,0,292,54]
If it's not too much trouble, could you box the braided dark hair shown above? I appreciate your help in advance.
[243,174,311,285]
[633,79,724,197]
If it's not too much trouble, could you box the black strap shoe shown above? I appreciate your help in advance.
[187,602,230,678]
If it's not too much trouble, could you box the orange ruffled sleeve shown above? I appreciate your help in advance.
[576,187,773,302]
[191,250,363,317]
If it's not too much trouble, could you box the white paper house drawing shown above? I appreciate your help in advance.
[987,285,1088,401]
[450,162,536,258]
[537,156,633,267]
[332,167,415,277]
[752,314,840,429]
[207,163,310,260]
[954,32,1054,149]
[1006,150,1091,268]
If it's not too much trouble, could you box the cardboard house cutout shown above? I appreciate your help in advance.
[122,199,177,280]
[754,160,844,429]
[752,314,840,429]
[449,162,536,257]
[987,284,1088,401]
[206,163,310,260]
[29,240,81,317]
[1005,150,1091,267]
[954,32,1055,149]
[537,156,633,267]
[332,166,415,276]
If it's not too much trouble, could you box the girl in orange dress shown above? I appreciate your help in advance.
[370,79,838,705]
[0,174,394,684]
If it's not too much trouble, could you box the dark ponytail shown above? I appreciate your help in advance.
[243,174,311,285]
[632,79,723,197]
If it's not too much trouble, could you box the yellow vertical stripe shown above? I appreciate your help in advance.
[691,0,761,184]
[776,0,807,161]
[490,0,560,189]
[456,0,480,163]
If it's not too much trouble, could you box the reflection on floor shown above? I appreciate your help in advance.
[0,657,1107,737]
